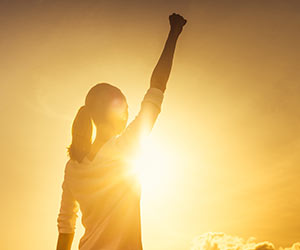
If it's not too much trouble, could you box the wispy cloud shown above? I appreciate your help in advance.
[191,232,299,250]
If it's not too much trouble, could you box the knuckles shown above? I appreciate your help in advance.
[169,13,187,26]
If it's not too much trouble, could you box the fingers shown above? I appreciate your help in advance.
[169,13,185,19]
[169,12,187,26]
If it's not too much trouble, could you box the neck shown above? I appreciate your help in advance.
[93,124,116,145]
[87,126,116,162]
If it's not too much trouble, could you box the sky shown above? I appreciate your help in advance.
[1,0,299,249]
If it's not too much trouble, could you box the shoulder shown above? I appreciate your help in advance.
[64,159,81,177]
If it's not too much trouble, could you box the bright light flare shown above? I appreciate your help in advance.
[131,135,171,195]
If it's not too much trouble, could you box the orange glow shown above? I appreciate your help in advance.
[2,1,300,250]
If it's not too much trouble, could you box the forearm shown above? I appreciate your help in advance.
[150,29,180,93]
[56,233,74,250]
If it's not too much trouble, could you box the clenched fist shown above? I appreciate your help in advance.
[169,13,187,35]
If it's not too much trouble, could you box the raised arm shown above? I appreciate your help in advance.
[150,13,187,93]
[113,13,187,158]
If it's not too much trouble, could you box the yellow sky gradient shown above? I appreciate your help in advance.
[1,1,299,249]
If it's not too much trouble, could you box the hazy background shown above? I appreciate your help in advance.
[1,0,299,249]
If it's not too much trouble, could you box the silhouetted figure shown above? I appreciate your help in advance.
[56,13,187,250]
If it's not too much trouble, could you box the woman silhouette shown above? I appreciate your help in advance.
[56,13,187,250]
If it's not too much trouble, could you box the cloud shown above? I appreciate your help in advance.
[191,232,299,250]
[280,243,300,250]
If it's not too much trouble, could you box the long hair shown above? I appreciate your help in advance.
[67,105,93,163]
[67,83,127,163]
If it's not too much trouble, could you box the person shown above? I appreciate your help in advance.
[56,13,187,250]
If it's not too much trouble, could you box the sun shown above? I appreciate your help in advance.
[130,135,171,195]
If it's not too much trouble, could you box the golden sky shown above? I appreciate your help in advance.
[1,0,299,249]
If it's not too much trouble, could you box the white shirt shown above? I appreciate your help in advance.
[57,87,164,250]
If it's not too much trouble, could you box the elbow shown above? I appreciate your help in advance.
[150,75,168,92]
[150,81,166,92]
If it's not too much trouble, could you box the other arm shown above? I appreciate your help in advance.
[56,175,79,250]
[56,233,75,250]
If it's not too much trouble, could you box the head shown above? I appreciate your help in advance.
[67,83,128,163]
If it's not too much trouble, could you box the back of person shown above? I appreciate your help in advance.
[66,138,142,250]
[56,13,186,250]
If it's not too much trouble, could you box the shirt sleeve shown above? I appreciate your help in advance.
[57,171,79,234]
[113,87,164,158]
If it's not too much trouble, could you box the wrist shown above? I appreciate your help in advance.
[169,28,181,38]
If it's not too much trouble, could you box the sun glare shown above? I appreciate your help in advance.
[131,135,171,195]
